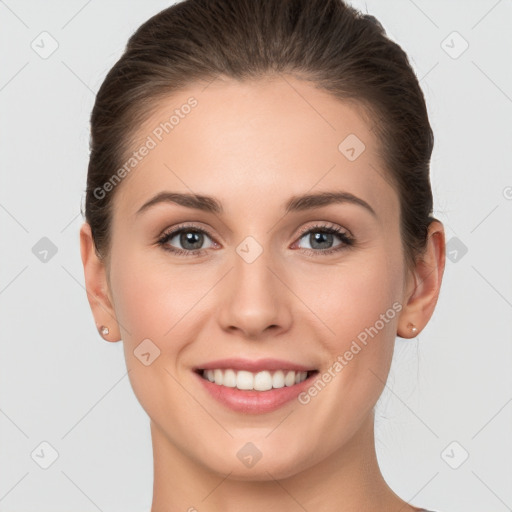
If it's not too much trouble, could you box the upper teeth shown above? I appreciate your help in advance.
[202,369,309,391]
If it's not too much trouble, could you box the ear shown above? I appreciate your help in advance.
[79,222,121,342]
[397,220,446,338]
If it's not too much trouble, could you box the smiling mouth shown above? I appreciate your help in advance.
[195,368,319,391]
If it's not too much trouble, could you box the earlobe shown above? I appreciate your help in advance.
[79,222,121,342]
[397,220,446,339]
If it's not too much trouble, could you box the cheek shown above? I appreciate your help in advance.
[299,242,404,376]
[108,253,201,422]
[109,250,200,345]
[290,250,403,436]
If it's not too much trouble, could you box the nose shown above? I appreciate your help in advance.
[216,245,292,340]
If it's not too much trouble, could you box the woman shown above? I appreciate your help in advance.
[80,0,446,510]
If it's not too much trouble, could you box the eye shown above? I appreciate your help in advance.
[294,223,354,256]
[157,222,354,257]
[157,224,217,256]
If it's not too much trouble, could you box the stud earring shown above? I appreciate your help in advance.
[407,322,418,335]
[99,325,109,336]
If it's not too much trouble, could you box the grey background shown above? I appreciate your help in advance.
[1,0,511,511]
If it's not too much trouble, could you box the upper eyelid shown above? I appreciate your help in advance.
[160,223,216,241]
[159,222,351,245]
[296,222,351,238]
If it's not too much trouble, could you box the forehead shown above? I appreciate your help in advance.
[114,75,398,222]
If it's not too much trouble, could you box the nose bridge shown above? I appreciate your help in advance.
[217,235,290,337]
[233,235,279,309]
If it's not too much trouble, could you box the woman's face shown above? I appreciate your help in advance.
[100,75,414,479]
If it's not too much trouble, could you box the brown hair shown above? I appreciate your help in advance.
[82,0,436,270]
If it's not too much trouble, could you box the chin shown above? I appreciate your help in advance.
[198,442,314,482]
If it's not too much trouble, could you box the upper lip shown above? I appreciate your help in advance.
[194,358,317,373]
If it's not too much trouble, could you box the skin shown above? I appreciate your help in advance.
[80,74,445,512]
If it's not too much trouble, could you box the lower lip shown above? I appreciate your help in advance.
[194,371,318,414]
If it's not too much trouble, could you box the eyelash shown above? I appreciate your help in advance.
[156,222,355,257]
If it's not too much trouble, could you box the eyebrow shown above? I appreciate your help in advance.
[135,190,376,217]
[284,191,376,217]
[136,191,223,216]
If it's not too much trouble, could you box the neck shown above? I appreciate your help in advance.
[149,410,418,512]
